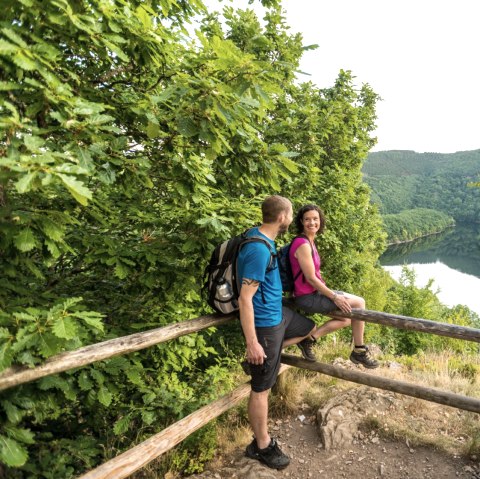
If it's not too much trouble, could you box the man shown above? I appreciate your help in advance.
[237,195,316,470]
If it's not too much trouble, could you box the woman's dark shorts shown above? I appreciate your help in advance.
[293,290,344,315]
[250,307,314,393]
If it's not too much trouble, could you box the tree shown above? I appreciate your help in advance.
[0,1,383,475]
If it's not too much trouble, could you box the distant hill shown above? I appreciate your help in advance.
[363,150,480,223]
[364,149,480,178]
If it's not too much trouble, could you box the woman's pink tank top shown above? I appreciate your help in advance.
[289,236,325,297]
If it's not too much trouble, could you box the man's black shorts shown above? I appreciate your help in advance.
[249,307,314,393]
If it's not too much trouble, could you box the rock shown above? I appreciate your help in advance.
[316,386,396,451]
[387,361,402,370]
[187,456,278,479]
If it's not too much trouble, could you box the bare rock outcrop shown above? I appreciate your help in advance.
[317,385,397,451]
[187,455,278,479]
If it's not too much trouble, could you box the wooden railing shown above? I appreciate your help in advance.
[0,314,237,392]
[1,310,479,478]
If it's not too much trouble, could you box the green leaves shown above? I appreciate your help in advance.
[56,173,92,205]
[0,435,28,467]
[0,298,105,373]
[97,386,113,407]
[15,172,37,193]
[2,401,23,424]
[52,316,78,340]
[113,414,131,435]
[13,228,37,252]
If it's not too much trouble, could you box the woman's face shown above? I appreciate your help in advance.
[302,209,321,235]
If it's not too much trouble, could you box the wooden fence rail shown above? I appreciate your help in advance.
[0,314,236,392]
[1,309,479,391]
[330,309,480,342]
[281,354,480,413]
[1,308,479,478]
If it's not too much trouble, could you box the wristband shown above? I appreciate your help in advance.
[332,292,338,301]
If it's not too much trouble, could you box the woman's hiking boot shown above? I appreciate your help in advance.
[349,346,379,369]
[297,337,317,361]
[245,437,290,470]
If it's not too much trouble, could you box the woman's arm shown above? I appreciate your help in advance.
[295,243,351,313]
[295,243,333,297]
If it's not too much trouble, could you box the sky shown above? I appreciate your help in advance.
[203,0,480,153]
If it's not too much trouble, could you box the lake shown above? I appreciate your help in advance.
[380,223,480,315]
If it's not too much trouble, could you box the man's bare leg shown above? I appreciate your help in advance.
[248,389,271,449]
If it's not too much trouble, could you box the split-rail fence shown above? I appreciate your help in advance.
[1,309,479,479]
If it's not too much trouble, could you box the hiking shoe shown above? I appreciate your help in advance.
[245,438,290,470]
[350,346,379,369]
[298,338,316,362]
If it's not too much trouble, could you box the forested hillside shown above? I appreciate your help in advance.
[0,1,387,476]
[382,208,455,243]
[364,150,480,224]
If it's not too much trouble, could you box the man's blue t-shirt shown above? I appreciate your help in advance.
[237,227,282,327]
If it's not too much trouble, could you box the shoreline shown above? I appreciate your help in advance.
[386,224,455,247]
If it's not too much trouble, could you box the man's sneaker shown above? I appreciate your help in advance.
[297,338,316,362]
[350,346,379,369]
[245,438,290,470]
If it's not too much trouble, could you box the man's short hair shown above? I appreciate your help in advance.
[262,195,291,223]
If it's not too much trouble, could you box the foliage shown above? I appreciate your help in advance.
[355,265,394,314]
[364,149,480,177]
[363,150,480,224]
[382,208,455,243]
[0,0,384,476]
[365,266,480,356]
[170,423,218,475]
[245,71,387,291]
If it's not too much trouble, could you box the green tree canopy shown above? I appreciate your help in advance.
[0,1,383,475]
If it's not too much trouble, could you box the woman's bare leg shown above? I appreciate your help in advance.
[283,326,316,348]
[311,293,366,345]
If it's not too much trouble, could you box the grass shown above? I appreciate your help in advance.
[154,340,480,477]
[212,341,480,462]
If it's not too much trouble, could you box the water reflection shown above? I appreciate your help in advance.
[384,262,480,315]
[380,223,480,278]
[380,223,480,314]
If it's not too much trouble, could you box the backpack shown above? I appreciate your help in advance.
[203,229,275,314]
[277,235,313,293]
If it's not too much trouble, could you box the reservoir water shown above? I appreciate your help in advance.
[380,223,480,315]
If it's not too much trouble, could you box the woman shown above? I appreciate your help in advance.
[290,204,379,368]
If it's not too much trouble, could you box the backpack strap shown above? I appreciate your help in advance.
[241,229,277,270]
[291,234,314,284]
[237,229,276,304]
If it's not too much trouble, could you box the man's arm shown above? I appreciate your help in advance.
[238,278,266,365]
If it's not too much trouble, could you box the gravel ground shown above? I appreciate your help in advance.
[189,410,480,479]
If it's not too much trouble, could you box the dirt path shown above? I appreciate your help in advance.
[187,356,480,479]
[190,411,480,479]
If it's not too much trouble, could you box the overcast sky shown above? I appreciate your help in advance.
[204,0,480,153]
